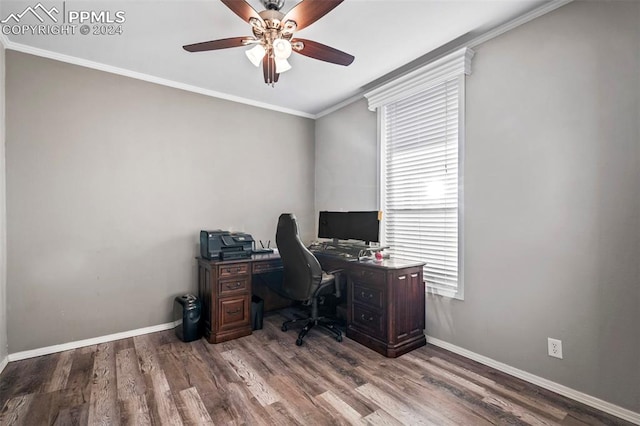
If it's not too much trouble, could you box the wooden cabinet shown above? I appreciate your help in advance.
[323,257,425,358]
[198,258,252,343]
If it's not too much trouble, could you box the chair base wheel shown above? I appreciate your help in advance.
[281,315,342,346]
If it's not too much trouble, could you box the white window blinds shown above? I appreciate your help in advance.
[381,77,462,298]
[365,47,473,299]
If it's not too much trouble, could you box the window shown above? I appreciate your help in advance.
[365,48,473,299]
[383,77,462,298]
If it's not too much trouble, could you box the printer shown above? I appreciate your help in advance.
[200,230,254,260]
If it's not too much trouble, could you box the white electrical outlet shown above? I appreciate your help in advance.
[548,338,563,359]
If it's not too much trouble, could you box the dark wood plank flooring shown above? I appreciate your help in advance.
[0,311,634,425]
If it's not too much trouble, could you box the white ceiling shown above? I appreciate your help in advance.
[1,0,547,116]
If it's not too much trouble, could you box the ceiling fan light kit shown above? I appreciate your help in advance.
[275,58,292,73]
[245,44,266,66]
[273,39,292,60]
[183,0,355,86]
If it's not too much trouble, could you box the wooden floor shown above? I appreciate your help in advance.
[0,311,633,425]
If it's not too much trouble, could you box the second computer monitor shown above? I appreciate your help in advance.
[318,211,380,244]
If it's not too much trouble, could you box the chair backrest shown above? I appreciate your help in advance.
[276,213,322,301]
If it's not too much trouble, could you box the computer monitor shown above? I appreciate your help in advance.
[347,211,380,243]
[318,211,349,240]
[318,211,380,244]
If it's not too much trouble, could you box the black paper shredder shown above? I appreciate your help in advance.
[173,294,201,342]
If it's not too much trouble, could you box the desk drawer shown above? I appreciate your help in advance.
[218,296,250,331]
[253,261,283,274]
[353,283,384,310]
[218,263,249,278]
[351,304,385,340]
[350,266,385,286]
[219,277,249,296]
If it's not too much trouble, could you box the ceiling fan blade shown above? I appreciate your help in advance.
[262,56,280,84]
[183,37,249,52]
[292,38,354,66]
[220,0,265,25]
[283,0,343,31]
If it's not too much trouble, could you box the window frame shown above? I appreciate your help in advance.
[366,48,473,300]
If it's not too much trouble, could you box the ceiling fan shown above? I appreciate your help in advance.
[183,0,355,86]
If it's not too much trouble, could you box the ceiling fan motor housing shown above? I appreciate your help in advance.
[254,9,293,43]
[261,0,285,11]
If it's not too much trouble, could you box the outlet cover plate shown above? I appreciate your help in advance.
[548,338,563,359]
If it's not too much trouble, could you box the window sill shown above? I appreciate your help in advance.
[426,286,464,301]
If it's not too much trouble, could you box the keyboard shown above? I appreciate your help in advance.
[309,242,367,259]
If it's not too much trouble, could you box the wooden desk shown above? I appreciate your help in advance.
[315,254,426,358]
[197,253,281,343]
[198,253,426,358]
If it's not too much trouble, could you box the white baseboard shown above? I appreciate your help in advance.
[0,355,8,375]
[426,335,640,425]
[7,322,175,362]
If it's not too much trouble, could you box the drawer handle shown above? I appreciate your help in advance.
[360,314,374,322]
[226,282,242,289]
[225,267,241,274]
[227,308,241,315]
[360,291,373,299]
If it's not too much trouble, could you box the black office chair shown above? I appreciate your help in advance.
[276,213,343,346]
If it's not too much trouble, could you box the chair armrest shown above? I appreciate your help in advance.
[326,269,344,298]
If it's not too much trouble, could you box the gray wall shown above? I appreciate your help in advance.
[315,99,377,213]
[444,1,640,412]
[0,45,7,364]
[5,51,315,353]
[315,1,640,413]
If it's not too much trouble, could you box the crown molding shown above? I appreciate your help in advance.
[314,92,364,119]
[364,47,474,111]
[468,0,573,48]
[2,1,573,120]
[0,37,315,119]
[315,0,573,118]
